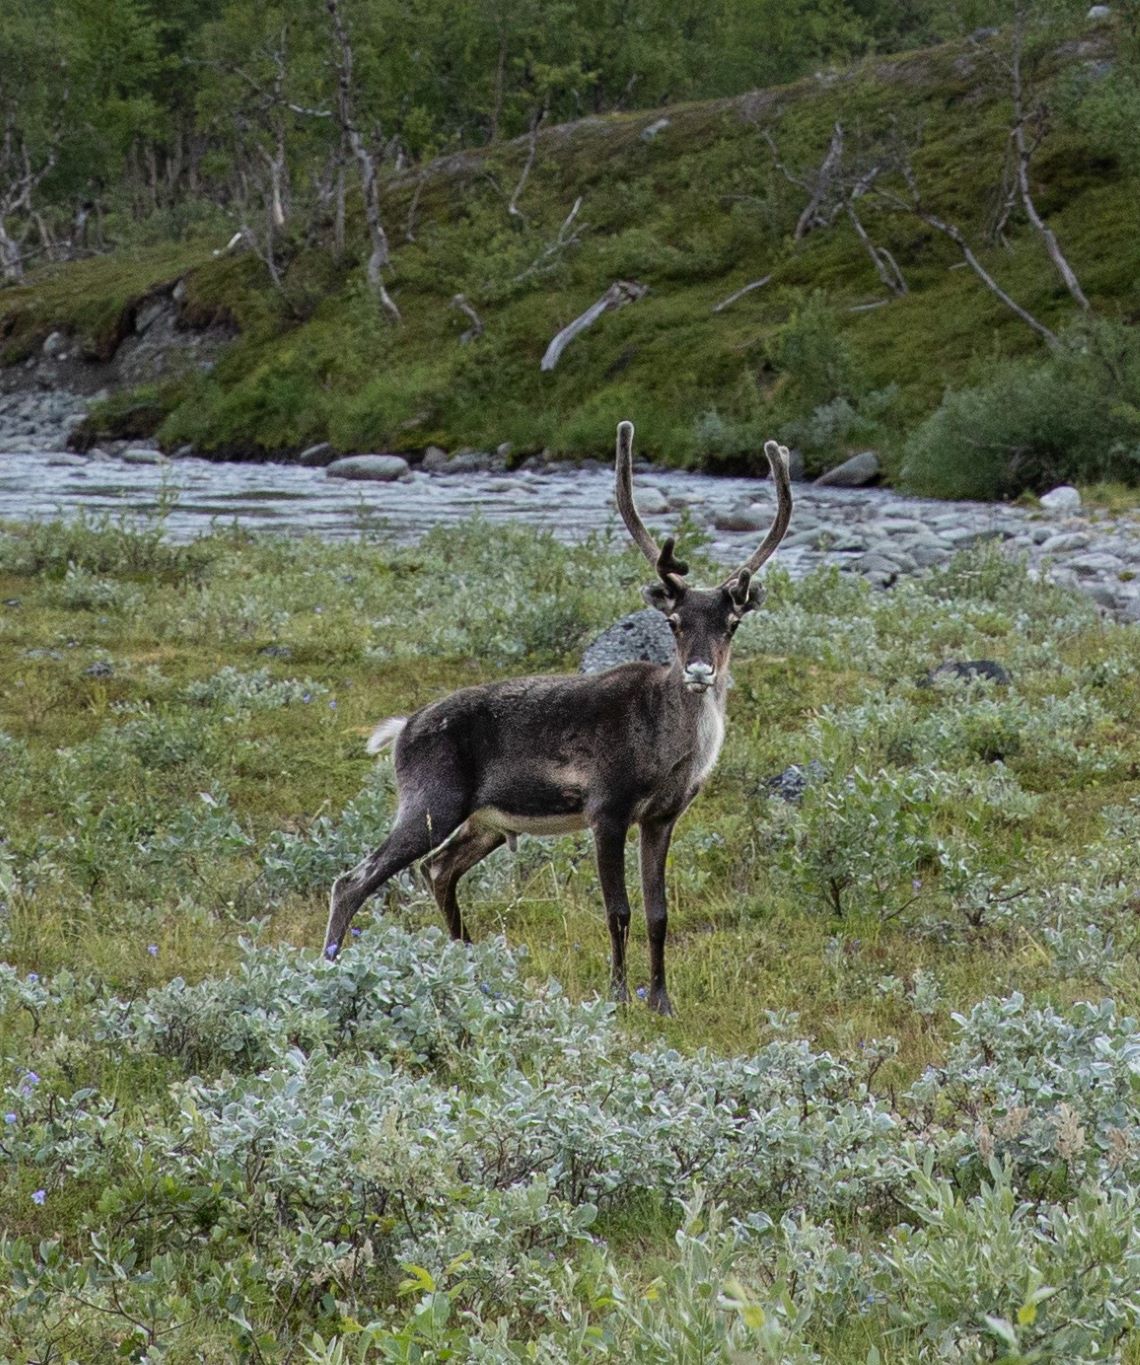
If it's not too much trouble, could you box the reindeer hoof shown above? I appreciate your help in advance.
[611,981,631,1005]
[647,989,674,1017]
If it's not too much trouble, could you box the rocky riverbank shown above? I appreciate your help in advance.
[2,381,1139,622]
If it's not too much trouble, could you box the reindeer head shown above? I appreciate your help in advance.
[615,421,793,694]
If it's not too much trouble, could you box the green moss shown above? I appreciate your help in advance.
[4,34,1138,480]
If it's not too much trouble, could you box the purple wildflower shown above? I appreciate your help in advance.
[147,944,158,957]
[4,1113,16,1125]
[32,1189,45,1205]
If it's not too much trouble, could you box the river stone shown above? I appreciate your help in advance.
[121,447,168,465]
[1040,485,1082,512]
[580,609,674,674]
[1068,551,1125,574]
[1039,531,1092,554]
[422,445,449,471]
[814,450,880,488]
[635,486,669,516]
[714,503,768,532]
[299,441,334,467]
[326,454,410,482]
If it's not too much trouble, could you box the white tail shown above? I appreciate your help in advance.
[366,717,407,755]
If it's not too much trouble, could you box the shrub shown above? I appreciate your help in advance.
[902,320,1140,499]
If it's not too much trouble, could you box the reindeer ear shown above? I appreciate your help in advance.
[643,581,681,613]
[727,571,765,615]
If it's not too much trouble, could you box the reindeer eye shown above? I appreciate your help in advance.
[727,619,740,635]
[666,615,680,631]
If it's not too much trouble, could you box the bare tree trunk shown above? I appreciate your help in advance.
[769,121,845,240]
[404,169,424,244]
[326,0,401,323]
[1008,29,1090,311]
[0,217,23,281]
[507,108,543,227]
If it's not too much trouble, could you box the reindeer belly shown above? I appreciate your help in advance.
[472,807,588,836]
[472,761,589,837]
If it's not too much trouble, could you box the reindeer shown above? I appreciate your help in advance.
[324,422,793,1014]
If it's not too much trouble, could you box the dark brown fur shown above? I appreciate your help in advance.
[324,424,792,1014]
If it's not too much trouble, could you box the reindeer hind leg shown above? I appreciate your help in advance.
[324,795,467,956]
[424,821,506,942]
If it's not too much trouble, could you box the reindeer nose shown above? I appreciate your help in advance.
[683,661,716,692]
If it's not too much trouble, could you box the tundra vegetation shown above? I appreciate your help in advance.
[2,505,1140,1360]
[2,0,1140,495]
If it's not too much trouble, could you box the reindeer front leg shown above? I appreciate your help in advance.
[639,817,676,1016]
[592,815,633,1004]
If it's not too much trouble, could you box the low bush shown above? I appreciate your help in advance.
[902,320,1140,499]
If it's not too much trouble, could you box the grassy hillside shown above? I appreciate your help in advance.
[1,29,1138,484]
[2,511,1140,1358]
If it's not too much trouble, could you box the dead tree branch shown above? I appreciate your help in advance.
[873,166,1058,349]
[326,0,401,323]
[507,109,544,228]
[513,195,584,284]
[450,293,484,344]
[711,276,772,313]
[540,279,647,372]
[1008,23,1090,310]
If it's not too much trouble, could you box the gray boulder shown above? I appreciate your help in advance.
[1039,484,1082,512]
[326,454,410,482]
[714,503,769,532]
[298,441,334,466]
[641,118,671,141]
[422,445,450,471]
[922,659,1011,688]
[814,450,880,488]
[581,609,674,674]
[764,760,828,803]
[634,486,669,516]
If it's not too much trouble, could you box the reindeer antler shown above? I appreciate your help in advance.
[719,439,793,587]
[616,421,792,591]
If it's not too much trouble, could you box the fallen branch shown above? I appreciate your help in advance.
[450,293,484,344]
[763,122,845,240]
[873,166,1058,350]
[513,196,584,284]
[540,280,647,372]
[711,276,771,313]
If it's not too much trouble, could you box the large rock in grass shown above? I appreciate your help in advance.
[580,609,674,673]
[1039,484,1081,513]
[814,450,880,488]
[326,454,410,482]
